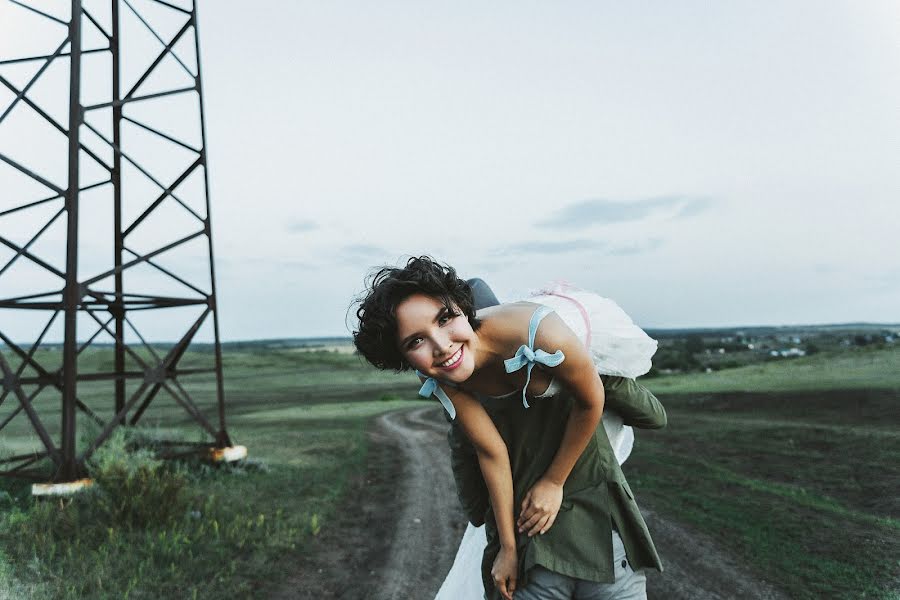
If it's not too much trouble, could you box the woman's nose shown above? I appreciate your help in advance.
[433,336,452,355]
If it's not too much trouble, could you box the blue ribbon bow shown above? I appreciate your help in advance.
[417,373,457,420]
[504,345,566,408]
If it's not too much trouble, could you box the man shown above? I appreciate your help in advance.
[447,279,666,599]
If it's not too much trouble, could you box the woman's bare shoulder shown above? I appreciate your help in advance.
[476,301,541,344]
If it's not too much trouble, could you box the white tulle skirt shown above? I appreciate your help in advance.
[527,282,658,380]
[435,285,655,600]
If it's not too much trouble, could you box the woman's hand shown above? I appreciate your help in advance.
[517,477,563,537]
[491,545,518,600]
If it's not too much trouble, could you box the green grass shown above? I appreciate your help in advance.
[0,348,426,599]
[2,344,898,598]
[630,441,900,599]
[627,345,900,599]
[648,346,900,393]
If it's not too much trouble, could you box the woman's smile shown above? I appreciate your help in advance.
[394,293,479,380]
[436,346,464,370]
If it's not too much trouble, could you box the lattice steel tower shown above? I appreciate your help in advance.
[0,0,235,483]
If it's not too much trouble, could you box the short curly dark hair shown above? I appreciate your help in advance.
[352,256,481,371]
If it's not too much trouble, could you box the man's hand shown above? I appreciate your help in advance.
[517,478,563,537]
[491,545,518,600]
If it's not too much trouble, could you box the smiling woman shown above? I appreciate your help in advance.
[395,293,479,380]
[351,256,666,600]
[352,257,482,372]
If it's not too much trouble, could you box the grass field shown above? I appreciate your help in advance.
[1,344,898,598]
[647,345,900,394]
[0,346,424,599]
[629,346,900,600]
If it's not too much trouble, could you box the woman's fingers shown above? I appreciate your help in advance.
[517,496,542,528]
[527,514,550,537]
[496,576,513,600]
[521,491,532,510]
[518,504,540,529]
[518,492,532,527]
[519,510,543,534]
[520,505,559,536]
[540,512,558,535]
[492,548,517,600]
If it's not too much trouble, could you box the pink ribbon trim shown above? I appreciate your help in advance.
[544,290,592,350]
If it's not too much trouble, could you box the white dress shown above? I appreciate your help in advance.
[434,283,657,600]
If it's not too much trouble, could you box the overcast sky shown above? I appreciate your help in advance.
[1,1,898,341]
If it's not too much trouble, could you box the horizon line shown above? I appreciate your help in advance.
[2,321,897,347]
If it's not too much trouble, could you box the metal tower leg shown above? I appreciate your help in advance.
[0,0,239,483]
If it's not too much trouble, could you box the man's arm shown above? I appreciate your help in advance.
[601,375,667,429]
[447,418,489,526]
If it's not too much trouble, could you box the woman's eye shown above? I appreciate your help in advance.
[407,337,423,349]
[438,310,458,326]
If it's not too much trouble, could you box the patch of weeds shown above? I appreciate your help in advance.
[0,419,373,599]
[87,429,190,528]
[0,551,43,600]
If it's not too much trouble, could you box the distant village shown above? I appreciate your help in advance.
[645,325,898,375]
[200,325,900,378]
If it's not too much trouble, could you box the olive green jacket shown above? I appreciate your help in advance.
[446,375,666,597]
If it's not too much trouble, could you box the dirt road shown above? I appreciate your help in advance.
[280,405,465,600]
[288,405,788,599]
[372,406,468,598]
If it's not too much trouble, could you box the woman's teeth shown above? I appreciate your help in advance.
[440,348,462,367]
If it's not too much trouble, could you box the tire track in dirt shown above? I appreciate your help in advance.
[372,406,467,600]
[271,405,465,600]
[643,508,790,600]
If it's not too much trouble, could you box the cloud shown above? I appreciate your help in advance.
[490,237,663,258]
[286,219,319,233]
[217,256,317,271]
[341,243,389,256]
[607,238,664,256]
[674,197,713,218]
[493,239,606,256]
[335,243,395,265]
[538,195,713,229]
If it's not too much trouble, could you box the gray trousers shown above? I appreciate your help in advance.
[514,531,647,600]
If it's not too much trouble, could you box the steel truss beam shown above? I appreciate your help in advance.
[0,0,232,482]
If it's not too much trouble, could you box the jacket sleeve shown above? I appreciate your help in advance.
[600,375,667,429]
[447,419,489,527]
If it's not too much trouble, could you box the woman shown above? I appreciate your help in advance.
[353,256,664,600]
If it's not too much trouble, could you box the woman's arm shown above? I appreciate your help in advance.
[516,312,605,536]
[446,387,518,600]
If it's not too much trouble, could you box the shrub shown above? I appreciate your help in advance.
[87,429,190,529]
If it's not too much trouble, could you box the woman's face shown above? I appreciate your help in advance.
[395,293,477,382]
